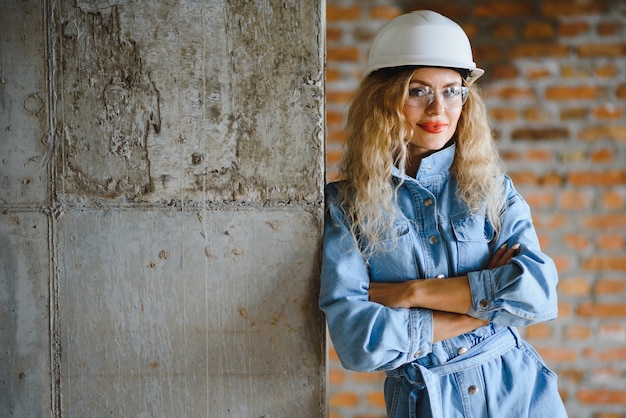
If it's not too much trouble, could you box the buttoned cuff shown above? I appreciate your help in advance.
[466,270,496,321]
[408,307,433,360]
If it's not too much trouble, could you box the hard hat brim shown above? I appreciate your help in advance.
[364,63,485,85]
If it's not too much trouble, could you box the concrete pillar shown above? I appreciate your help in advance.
[1,1,326,416]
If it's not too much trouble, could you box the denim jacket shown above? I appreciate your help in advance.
[320,144,566,417]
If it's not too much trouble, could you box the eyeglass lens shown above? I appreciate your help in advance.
[406,85,468,109]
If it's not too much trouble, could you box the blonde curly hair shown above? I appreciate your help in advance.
[335,67,505,255]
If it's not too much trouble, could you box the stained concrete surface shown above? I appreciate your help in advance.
[1,0,325,416]
[58,209,323,416]
[56,2,324,203]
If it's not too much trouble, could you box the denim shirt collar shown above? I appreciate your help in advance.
[392,142,456,183]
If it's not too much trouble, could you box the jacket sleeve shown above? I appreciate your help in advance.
[466,177,559,326]
[319,184,433,372]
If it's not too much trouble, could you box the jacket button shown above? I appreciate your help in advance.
[429,235,438,244]
[468,385,479,395]
[414,351,422,358]
[479,299,489,309]
[424,198,433,206]
[457,347,468,355]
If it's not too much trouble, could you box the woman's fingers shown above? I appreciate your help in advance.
[503,243,521,265]
[488,243,520,269]
[488,243,508,269]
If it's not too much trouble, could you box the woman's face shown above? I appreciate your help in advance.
[402,67,464,158]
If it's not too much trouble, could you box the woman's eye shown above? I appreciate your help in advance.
[443,86,461,97]
[408,87,428,97]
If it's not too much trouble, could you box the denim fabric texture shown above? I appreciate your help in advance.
[319,144,567,417]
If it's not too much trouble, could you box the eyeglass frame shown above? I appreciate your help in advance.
[404,82,469,109]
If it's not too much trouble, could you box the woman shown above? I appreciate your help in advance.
[319,10,568,417]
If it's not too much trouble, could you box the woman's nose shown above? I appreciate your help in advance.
[425,93,445,114]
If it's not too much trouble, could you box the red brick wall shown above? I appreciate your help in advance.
[325,1,626,417]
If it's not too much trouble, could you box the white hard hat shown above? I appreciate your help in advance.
[364,10,484,85]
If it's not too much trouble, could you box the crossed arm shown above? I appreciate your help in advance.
[368,243,520,342]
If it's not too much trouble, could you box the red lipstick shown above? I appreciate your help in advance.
[419,122,447,134]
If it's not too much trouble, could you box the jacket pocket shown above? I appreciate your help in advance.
[367,221,418,282]
[450,212,493,272]
[451,212,493,242]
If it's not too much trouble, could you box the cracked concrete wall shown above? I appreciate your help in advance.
[1,1,325,417]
